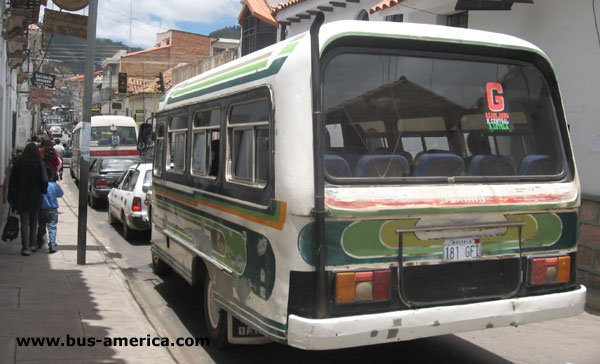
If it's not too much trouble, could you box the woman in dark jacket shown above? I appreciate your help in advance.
[8,143,48,255]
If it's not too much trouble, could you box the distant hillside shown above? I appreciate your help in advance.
[210,26,241,39]
[43,34,142,74]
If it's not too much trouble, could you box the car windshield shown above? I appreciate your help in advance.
[323,52,567,181]
[100,158,140,172]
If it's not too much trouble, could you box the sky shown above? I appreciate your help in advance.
[42,0,243,48]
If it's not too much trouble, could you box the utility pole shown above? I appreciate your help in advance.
[77,0,98,265]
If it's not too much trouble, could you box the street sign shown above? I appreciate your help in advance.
[43,9,87,39]
[31,72,55,88]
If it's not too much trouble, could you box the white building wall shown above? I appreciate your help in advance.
[465,1,600,196]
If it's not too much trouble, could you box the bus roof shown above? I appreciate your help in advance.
[73,115,137,130]
[162,20,547,111]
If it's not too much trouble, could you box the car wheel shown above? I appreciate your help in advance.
[88,191,98,209]
[151,252,171,277]
[122,212,133,240]
[107,206,117,224]
[203,274,229,348]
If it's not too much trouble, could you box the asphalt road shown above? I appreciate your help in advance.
[60,169,600,364]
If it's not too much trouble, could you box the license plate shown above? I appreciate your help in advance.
[443,238,482,262]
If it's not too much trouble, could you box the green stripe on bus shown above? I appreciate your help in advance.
[167,40,301,106]
[154,182,286,229]
[172,58,270,98]
[298,212,576,266]
[166,57,288,106]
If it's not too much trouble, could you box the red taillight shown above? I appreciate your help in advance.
[94,178,110,188]
[530,256,570,285]
[132,197,142,212]
[372,270,391,301]
[335,269,391,304]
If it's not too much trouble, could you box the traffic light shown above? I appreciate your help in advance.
[156,72,165,93]
[118,72,127,94]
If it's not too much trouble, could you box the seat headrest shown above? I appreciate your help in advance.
[325,154,351,177]
[412,152,465,177]
[468,155,516,176]
[354,154,409,178]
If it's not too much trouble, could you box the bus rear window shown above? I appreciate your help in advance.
[91,126,137,146]
[323,52,567,181]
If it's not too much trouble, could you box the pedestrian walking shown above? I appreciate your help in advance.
[39,138,61,181]
[53,139,65,180]
[7,142,48,256]
[35,168,64,254]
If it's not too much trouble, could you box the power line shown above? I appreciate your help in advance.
[99,5,164,33]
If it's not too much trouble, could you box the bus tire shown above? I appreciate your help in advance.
[203,274,229,349]
[151,252,171,277]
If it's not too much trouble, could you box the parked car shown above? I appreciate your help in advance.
[88,157,142,208]
[107,163,152,240]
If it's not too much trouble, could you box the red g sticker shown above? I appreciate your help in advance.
[486,82,505,112]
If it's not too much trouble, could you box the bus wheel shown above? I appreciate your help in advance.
[204,274,228,348]
[151,253,171,277]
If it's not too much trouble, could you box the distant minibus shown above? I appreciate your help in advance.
[71,115,140,183]
[143,19,585,350]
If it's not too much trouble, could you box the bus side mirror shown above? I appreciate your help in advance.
[138,123,153,152]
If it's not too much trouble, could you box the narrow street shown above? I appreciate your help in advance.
[59,170,600,364]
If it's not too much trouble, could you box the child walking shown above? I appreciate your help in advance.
[35,168,64,253]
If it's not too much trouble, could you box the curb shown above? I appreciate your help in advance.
[61,191,179,363]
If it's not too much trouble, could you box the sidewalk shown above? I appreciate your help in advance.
[0,195,175,363]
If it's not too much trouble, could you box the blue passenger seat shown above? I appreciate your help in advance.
[412,152,465,177]
[325,154,352,177]
[468,155,517,176]
[354,154,410,177]
[518,154,556,175]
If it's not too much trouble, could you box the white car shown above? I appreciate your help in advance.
[49,125,62,137]
[107,163,152,240]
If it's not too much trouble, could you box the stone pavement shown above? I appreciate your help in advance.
[0,194,175,363]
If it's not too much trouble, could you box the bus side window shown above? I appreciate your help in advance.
[154,122,165,177]
[228,99,270,186]
[167,115,188,173]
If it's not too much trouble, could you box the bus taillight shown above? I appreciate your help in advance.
[530,256,571,285]
[335,269,391,304]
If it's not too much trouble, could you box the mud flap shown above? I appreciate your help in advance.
[227,314,270,344]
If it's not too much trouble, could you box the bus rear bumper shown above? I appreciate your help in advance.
[287,285,586,350]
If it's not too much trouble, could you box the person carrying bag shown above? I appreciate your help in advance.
[7,143,48,255]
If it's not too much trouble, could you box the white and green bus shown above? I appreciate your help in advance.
[141,19,586,350]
